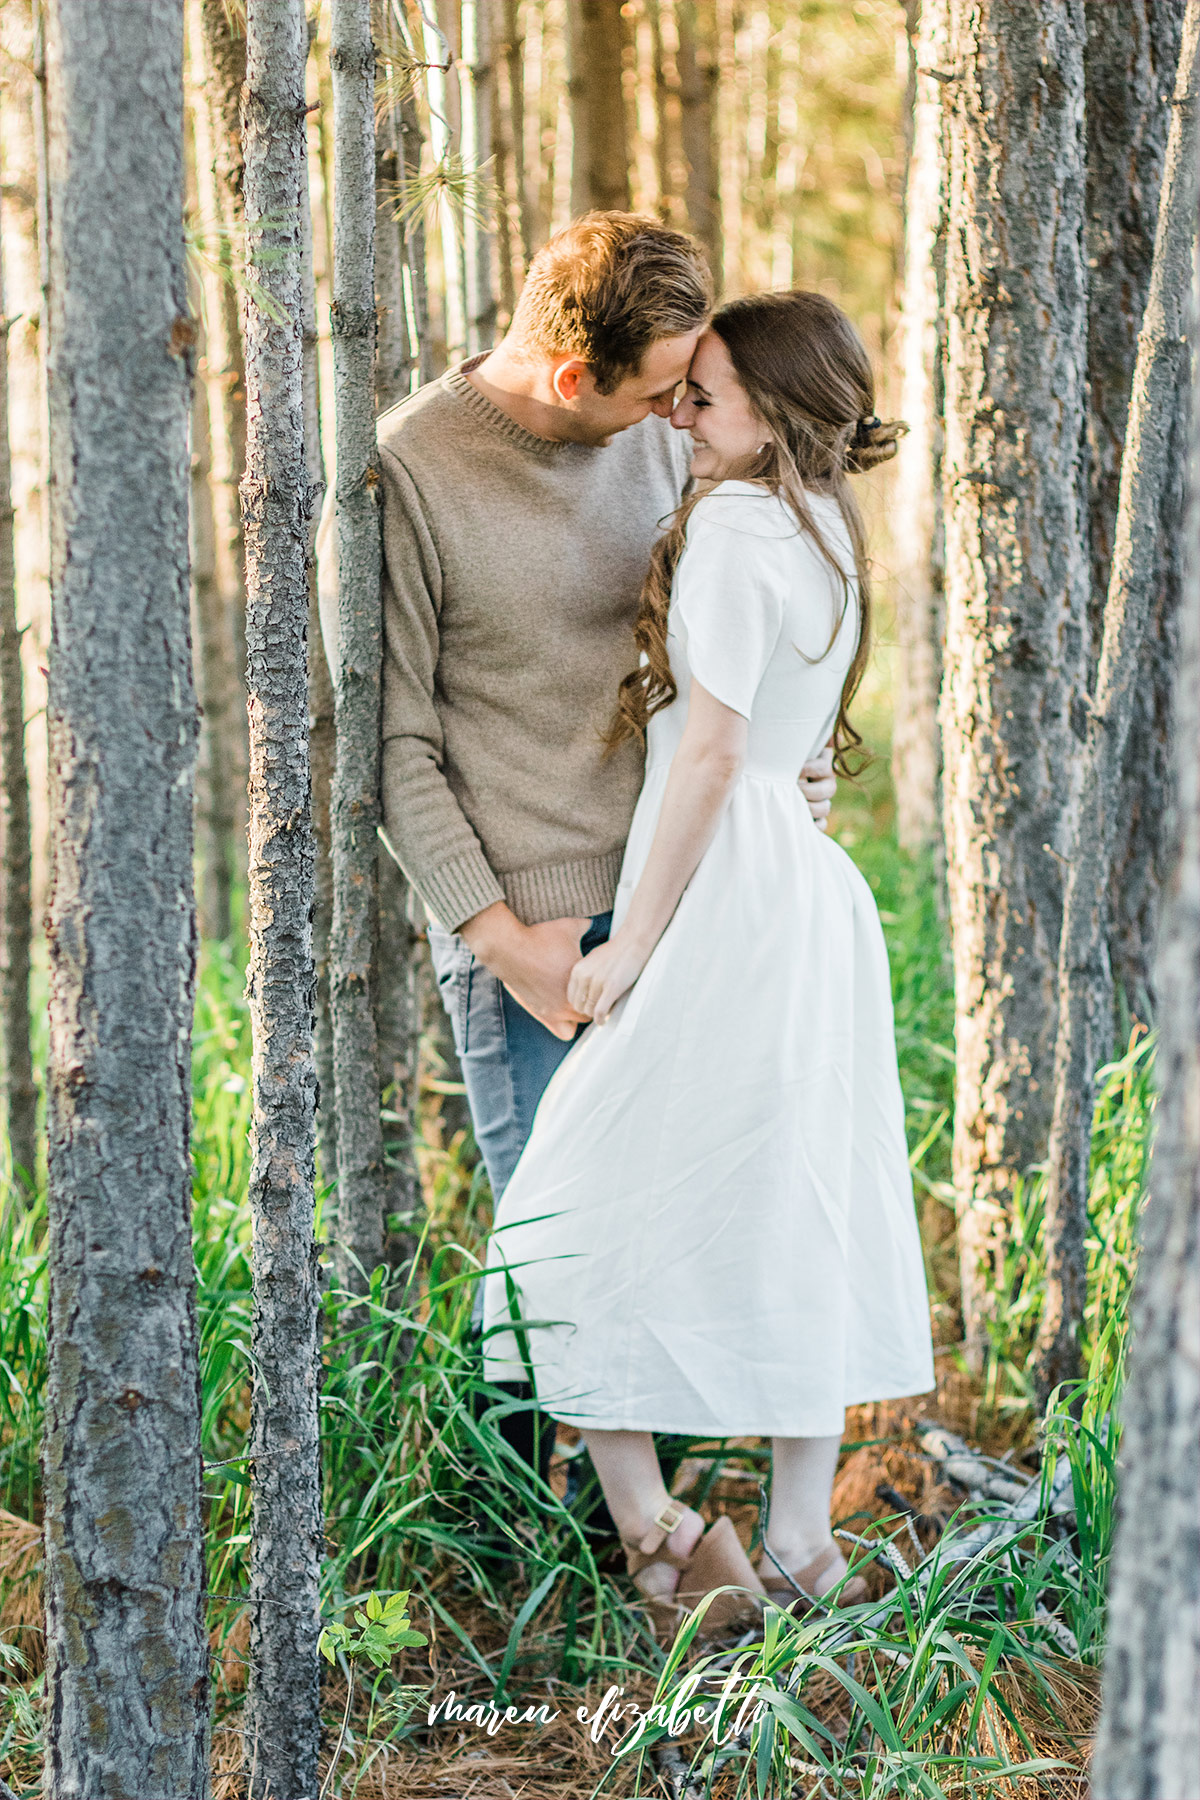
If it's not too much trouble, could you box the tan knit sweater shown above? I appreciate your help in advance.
[318,362,690,931]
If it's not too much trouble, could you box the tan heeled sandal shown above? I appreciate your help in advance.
[624,1503,767,1639]
[758,1539,868,1613]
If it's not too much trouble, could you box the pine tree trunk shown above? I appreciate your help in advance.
[426,0,468,364]
[189,0,250,872]
[188,310,238,941]
[1091,152,1200,1800]
[41,3,209,1792]
[892,0,947,856]
[240,1,323,1790]
[462,0,499,353]
[567,0,632,213]
[399,80,436,386]
[940,0,1091,1362]
[371,22,424,1263]
[0,200,37,1191]
[501,0,534,269]
[330,0,387,1294]
[1085,0,1188,1025]
[676,0,721,285]
[1033,0,1199,1401]
[301,24,336,1191]
[375,0,415,414]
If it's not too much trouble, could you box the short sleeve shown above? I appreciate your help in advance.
[672,500,786,719]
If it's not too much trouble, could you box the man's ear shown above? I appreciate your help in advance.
[551,357,589,402]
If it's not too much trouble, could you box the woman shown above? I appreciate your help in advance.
[481,290,935,1633]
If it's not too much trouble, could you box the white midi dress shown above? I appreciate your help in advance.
[481,481,935,1436]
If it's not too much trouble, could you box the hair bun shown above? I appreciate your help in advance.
[846,415,908,474]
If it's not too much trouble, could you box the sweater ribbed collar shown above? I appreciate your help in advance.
[441,356,597,460]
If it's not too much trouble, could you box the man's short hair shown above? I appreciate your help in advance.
[511,211,714,394]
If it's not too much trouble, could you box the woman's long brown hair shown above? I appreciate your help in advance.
[606,290,906,773]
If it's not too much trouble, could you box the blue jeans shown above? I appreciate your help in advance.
[426,911,613,1199]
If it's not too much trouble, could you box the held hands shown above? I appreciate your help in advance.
[800,742,836,831]
[568,929,651,1026]
[460,904,591,1040]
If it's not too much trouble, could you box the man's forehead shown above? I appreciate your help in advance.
[628,331,702,393]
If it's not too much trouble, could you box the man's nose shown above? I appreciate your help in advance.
[648,393,675,418]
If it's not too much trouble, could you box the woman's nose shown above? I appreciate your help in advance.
[670,398,694,429]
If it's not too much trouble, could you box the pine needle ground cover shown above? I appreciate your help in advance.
[0,802,1150,1798]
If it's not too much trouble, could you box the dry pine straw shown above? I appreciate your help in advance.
[4,1390,1094,1799]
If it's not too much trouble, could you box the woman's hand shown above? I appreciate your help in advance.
[568,931,652,1025]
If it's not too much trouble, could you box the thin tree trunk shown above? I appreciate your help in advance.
[190,0,250,871]
[376,851,421,1270]
[1091,170,1200,1800]
[940,0,1091,1363]
[1085,0,1188,1025]
[400,81,436,385]
[892,0,946,857]
[0,192,37,1191]
[302,18,336,1191]
[240,1,323,1790]
[375,1,415,413]
[501,0,534,268]
[567,0,632,213]
[676,0,721,285]
[1034,1,1199,1400]
[41,2,209,1792]
[462,0,499,354]
[426,0,468,364]
[189,308,238,941]
[331,0,387,1294]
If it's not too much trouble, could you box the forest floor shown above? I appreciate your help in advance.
[0,747,1143,1798]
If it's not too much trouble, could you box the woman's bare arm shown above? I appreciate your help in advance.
[568,681,748,1023]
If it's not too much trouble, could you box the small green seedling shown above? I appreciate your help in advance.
[318,1594,428,1798]
[319,1590,427,1670]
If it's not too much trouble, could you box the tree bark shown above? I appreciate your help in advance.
[676,0,721,286]
[189,0,250,871]
[331,0,387,1294]
[1034,0,1199,1401]
[301,18,336,1192]
[426,0,468,365]
[461,0,499,354]
[1091,148,1200,1800]
[939,0,1091,1362]
[240,1,323,1791]
[188,304,238,942]
[374,0,415,414]
[0,192,37,1190]
[40,3,209,1793]
[501,0,534,270]
[567,0,632,213]
[892,0,947,856]
[1085,0,1188,1024]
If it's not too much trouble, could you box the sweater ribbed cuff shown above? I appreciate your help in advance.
[502,851,624,926]
[418,851,507,934]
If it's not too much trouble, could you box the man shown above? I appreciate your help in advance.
[320,211,836,1201]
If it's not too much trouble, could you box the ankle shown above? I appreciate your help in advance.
[622,1496,702,1555]
[761,1530,838,1577]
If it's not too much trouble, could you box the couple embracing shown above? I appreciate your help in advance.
[321,211,934,1636]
